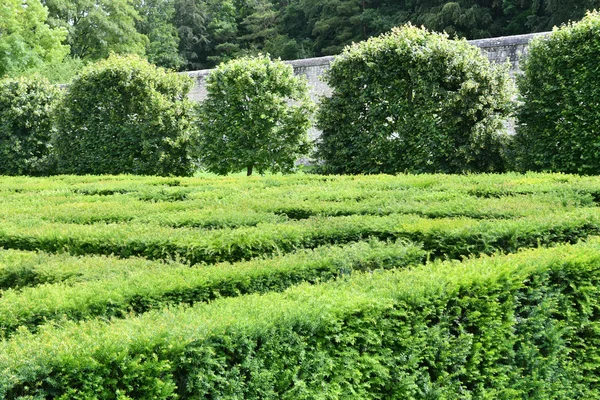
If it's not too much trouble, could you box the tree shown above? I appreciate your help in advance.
[527,0,600,31]
[296,0,366,55]
[0,0,69,77]
[515,11,600,174]
[417,3,494,39]
[134,0,184,69]
[315,24,514,174]
[196,55,314,176]
[174,0,240,69]
[237,0,304,60]
[54,55,196,176]
[41,0,148,60]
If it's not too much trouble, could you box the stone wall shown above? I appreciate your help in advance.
[186,32,549,103]
[186,32,550,139]
[469,32,548,75]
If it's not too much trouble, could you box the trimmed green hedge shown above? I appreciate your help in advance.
[3,173,600,200]
[0,249,185,290]
[316,24,513,174]
[0,75,60,176]
[3,239,600,398]
[516,11,600,174]
[0,188,592,226]
[0,240,425,338]
[0,209,598,264]
[54,55,195,176]
[196,55,313,176]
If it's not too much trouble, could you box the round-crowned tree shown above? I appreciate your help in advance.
[54,54,195,176]
[315,24,514,174]
[0,76,60,176]
[515,11,600,174]
[196,55,314,176]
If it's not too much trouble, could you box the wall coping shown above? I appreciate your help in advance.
[469,32,549,48]
[183,31,551,78]
[286,56,334,68]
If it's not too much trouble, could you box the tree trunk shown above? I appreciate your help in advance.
[247,164,254,176]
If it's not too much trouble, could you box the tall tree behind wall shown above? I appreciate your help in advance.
[279,0,600,56]
[35,0,600,72]
[135,0,184,69]
[238,0,308,59]
[0,0,69,77]
[42,0,148,60]
[173,0,240,70]
[281,0,368,56]
[527,0,600,31]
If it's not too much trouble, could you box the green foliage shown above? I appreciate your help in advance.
[173,0,241,69]
[0,240,425,338]
[1,173,600,396]
[293,0,367,55]
[316,25,514,174]
[0,76,61,176]
[0,205,599,265]
[134,0,184,70]
[17,56,84,84]
[4,239,600,398]
[0,0,69,78]
[417,2,494,38]
[535,0,600,31]
[196,55,314,176]
[515,11,600,174]
[42,0,148,61]
[27,0,600,71]
[0,182,589,226]
[54,54,196,176]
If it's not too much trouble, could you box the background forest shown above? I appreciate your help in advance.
[3,0,600,81]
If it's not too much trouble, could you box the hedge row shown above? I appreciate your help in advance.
[3,239,600,398]
[316,24,513,174]
[515,11,600,174]
[0,250,181,291]
[0,240,425,338]
[1,209,599,264]
[0,189,592,227]
[3,173,600,198]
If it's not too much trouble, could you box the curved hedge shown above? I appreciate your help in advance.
[54,55,196,176]
[3,239,600,398]
[515,11,600,174]
[315,24,514,174]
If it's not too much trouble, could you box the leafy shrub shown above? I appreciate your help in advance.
[195,55,314,176]
[0,76,60,176]
[515,11,600,174]
[315,24,514,174]
[17,56,85,84]
[54,54,195,176]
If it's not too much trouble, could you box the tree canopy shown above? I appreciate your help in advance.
[0,0,69,77]
[4,0,600,78]
[196,55,313,176]
[42,0,148,60]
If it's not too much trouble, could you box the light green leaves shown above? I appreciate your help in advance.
[515,11,600,175]
[0,0,69,77]
[0,75,60,176]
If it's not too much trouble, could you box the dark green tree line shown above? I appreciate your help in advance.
[4,0,600,82]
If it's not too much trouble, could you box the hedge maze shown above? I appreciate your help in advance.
[1,173,600,398]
